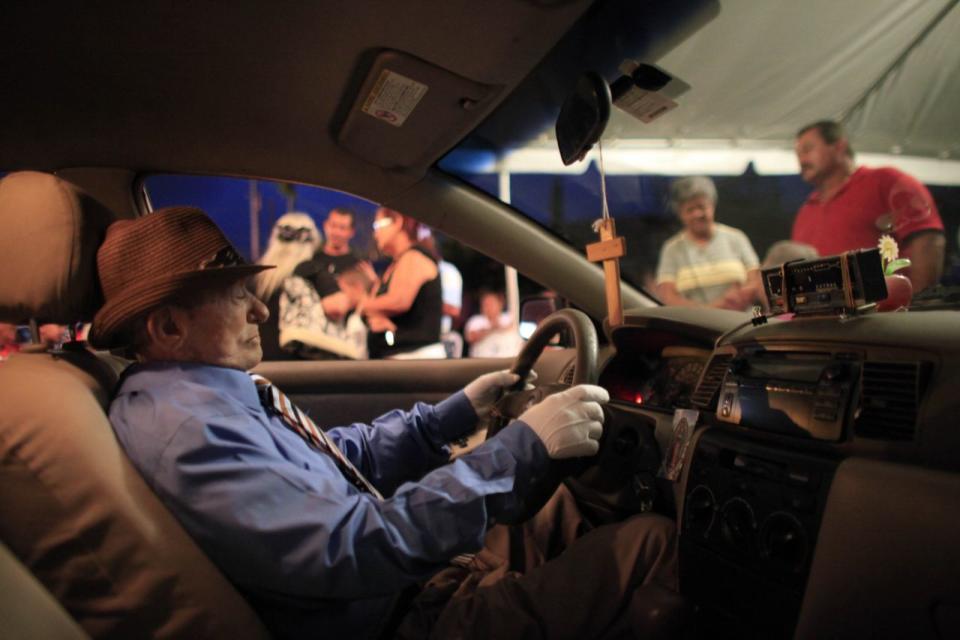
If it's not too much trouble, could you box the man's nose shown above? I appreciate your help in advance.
[249,295,270,323]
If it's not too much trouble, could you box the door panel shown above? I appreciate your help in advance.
[253,350,576,427]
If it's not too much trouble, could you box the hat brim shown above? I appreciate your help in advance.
[89,264,272,349]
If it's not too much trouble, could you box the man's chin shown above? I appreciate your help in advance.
[235,345,263,371]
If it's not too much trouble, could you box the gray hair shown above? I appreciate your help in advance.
[668,176,717,213]
[762,240,818,269]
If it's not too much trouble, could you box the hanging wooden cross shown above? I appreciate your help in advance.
[586,217,626,327]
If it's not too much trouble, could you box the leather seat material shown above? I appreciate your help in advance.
[0,171,271,639]
[0,352,271,639]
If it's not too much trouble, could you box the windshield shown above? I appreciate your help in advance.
[439,0,960,309]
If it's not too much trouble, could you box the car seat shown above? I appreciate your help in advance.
[0,172,270,639]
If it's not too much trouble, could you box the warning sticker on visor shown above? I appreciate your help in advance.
[361,70,429,127]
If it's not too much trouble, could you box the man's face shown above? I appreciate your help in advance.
[176,279,269,370]
[795,128,845,186]
[678,195,715,240]
[323,211,355,253]
[481,293,503,321]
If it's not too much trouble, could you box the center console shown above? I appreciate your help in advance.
[681,348,853,637]
[681,429,837,638]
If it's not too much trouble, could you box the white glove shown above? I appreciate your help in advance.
[518,384,609,459]
[464,369,537,418]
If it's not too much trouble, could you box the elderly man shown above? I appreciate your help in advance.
[91,207,677,640]
[791,120,945,292]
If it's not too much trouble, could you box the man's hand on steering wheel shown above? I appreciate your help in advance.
[464,369,538,419]
[518,385,609,458]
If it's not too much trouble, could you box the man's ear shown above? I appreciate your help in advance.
[835,137,850,159]
[144,305,187,352]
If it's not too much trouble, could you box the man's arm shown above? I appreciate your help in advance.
[156,414,547,602]
[901,230,945,293]
[464,316,495,344]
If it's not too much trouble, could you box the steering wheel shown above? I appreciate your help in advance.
[486,308,599,524]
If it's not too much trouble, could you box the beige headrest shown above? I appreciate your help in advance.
[0,172,117,323]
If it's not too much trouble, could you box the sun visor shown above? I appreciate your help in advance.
[337,50,502,170]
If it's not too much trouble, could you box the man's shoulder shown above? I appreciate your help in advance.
[115,363,257,422]
[853,165,912,187]
[295,251,359,274]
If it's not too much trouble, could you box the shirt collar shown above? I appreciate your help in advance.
[807,166,865,204]
[118,361,263,411]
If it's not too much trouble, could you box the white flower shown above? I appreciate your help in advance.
[877,234,899,264]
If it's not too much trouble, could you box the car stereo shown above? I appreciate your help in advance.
[716,351,858,441]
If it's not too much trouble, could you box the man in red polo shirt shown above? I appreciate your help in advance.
[791,120,945,292]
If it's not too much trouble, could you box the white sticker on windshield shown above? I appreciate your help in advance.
[361,70,429,127]
[614,87,677,123]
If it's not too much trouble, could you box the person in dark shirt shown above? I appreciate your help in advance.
[361,208,443,359]
[294,207,363,318]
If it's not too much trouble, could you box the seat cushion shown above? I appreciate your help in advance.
[0,352,271,640]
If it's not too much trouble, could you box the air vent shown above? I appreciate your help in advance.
[560,362,576,385]
[691,354,732,409]
[855,362,921,441]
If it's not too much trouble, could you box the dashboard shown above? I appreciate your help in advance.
[600,345,709,411]
[592,307,960,639]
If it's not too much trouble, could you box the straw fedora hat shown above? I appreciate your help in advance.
[89,206,272,348]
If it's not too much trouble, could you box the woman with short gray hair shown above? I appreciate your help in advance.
[655,176,762,309]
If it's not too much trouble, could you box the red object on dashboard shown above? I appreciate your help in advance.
[877,274,913,312]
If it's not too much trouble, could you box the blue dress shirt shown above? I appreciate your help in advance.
[109,362,549,639]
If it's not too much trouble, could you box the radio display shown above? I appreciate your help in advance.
[744,354,830,384]
[718,352,855,442]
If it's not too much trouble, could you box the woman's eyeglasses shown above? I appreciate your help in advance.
[372,217,394,231]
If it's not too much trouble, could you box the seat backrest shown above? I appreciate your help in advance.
[0,172,270,639]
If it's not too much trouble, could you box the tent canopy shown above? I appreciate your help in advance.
[470,0,960,184]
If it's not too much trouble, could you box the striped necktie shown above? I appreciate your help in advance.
[250,374,383,500]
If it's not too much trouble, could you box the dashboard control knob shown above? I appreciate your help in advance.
[612,426,639,455]
[719,497,757,554]
[684,485,716,538]
[822,364,845,381]
[760,511,809,572]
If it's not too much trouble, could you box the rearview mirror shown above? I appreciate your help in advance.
[555,72,612,166]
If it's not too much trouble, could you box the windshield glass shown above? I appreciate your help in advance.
[439,0,960,309]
